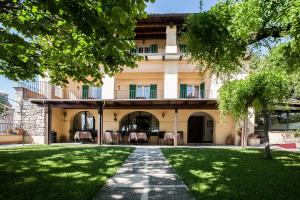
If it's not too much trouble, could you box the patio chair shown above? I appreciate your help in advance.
[177,131,184,145]
[158,131,165,145]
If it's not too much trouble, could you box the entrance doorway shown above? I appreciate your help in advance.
[188,112,213,143]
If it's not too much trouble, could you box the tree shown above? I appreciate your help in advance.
[185,0,300,77]
[0,0,154,85]
[218,69,291,159]
[0,95,8,119]
[185,0,300,158]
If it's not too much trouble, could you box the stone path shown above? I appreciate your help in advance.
[94,147,194,200]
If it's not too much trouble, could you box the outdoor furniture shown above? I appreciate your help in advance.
[74,131,92,142]
[111,132,122,144]
[104,132,113,144]
[164,132,182,145]
[177,131,184,145]
[158,131,165,145]
[150,136,159,144]
[128,132,147,143]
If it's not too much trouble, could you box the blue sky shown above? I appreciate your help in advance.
[0,0,217,103]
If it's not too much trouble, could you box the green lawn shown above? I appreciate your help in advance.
[162,148,300,200]
[0,145,134,200]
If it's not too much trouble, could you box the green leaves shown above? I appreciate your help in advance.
[184,3,246,78]
[0,0,147,85]
[185,0,300,78]
[0,95,8,119]
[218,68,291,120]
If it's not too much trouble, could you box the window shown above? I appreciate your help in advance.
[137,85,150,99]
[73,111,95,131]
[187,85,199,98]
[255,111,300,131]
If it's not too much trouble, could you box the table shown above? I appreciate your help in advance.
[104,132,113,144]
[111,132,122,144]
[164,132,183,144]
[128,132,148,142]
[74,131,92,141]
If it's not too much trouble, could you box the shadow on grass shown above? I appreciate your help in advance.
[0,145,134,200]
[162,148,300,200]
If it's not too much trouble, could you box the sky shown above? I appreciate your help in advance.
[0,0,217,104]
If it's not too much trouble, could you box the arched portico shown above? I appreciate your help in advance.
[119,111,159,133]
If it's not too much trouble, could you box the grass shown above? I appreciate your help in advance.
[162,148,300,200]
[0,145,134,200]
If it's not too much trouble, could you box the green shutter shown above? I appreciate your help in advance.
[150,84,157,99]
[200,83,205,98]
[180,84,187,98]
[129,84,136,99]
[150,44,158,53]
[82,85,89,99]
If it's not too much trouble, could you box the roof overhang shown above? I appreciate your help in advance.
[29,99,218,109]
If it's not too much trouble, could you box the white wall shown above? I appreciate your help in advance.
[165,25,177,54]
[101,75,115,99]
[164,62,178,99]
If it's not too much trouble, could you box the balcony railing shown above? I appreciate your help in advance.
[0,123,15,134]
[18,81,101,100]
[178,90,218,99]
[130,44,187,55]
[130,45,165,55]
[18,82,217,100]
[115,90,164,99]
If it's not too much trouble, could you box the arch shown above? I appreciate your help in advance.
[119,111,160,133]
[73,111,95,131]
[188,112,214,143]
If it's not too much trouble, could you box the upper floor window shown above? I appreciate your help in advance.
[187,85,199,98]
[137,85,150,99]
[129,84,157,99]
[180,83,205,98]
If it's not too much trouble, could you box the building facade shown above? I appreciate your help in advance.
[14,14,254,145]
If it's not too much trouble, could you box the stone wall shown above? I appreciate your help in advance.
[13,88,47,144]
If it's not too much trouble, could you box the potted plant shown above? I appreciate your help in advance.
[225,134,234,145]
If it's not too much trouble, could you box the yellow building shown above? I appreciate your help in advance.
[14,14,252,145]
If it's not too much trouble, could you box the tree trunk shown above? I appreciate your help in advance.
[263,109,272,159]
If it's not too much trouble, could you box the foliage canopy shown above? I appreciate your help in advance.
[185,0,300,77]
[0,0,153,85]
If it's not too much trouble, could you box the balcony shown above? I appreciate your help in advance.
[178,90,218,99]
[18,81,101,100]
[115,90,164,100]
[17,81,217,101]
[130,44,187,60]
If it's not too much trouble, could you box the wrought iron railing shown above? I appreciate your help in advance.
[18,81,102,100]
[178,90,218,99]
[0,123,15,134]
[130,45,165,55]
[115,90,164,99]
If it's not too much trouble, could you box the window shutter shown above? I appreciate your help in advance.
[129,84,136,99]
[150,84,157,99]
[82,85,89,99]
[200,83,205,98]
[180,84,187,98]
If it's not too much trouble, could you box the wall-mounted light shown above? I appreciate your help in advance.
[162,112,166,118]
[63,111,67,122]
[113,113,118,121]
